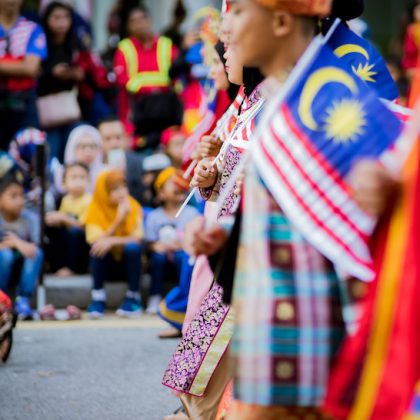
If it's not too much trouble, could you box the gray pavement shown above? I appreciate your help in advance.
[0,317,181,420]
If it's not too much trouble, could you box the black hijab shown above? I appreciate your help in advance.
[322,0,365,34]
[331,0,365,21]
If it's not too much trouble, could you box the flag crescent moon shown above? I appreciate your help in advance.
[334,44,370,60]
[298,67,359,131]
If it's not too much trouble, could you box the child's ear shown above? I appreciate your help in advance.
[272,10,294,38]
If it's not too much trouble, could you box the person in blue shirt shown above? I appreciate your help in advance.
[0,0,47,150]
[144,167,198,322]
[0,173,43,320]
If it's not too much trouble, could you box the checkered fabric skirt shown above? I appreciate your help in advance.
[231,164,347,407]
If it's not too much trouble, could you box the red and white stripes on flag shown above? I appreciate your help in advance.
[182,86,245,164]
[253,103,376,281]
[380,100,414,174]
[222,0,231,14]
[229,97,265,152]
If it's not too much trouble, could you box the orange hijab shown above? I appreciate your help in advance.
[85,170,142,237]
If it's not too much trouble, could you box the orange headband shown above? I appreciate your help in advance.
[256,0,332,17]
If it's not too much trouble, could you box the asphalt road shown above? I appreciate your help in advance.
[0,317,181,420]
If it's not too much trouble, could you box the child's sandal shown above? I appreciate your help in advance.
[66,305,82,321]
[40,304,57,321]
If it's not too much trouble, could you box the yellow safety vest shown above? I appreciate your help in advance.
[118,36,173,94]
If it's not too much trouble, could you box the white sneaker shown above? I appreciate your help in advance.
[146,295,162,315]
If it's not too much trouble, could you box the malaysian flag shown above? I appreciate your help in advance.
[229,95,265,152]
[252,38,404,281]
[327,20,398,101]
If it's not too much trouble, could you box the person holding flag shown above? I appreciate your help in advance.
[182,0,406,419]
[323,54,420,418]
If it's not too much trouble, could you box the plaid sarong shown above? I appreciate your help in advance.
[231,162,346,407]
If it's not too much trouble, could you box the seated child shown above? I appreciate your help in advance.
[85,170,144,318]
[46,162,92,276]
[145,167,198,315]
[160,126,187,169]
[141,152,171,209]
[0,174,43,320]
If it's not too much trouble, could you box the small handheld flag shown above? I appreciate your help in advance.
[327,20,398,101]
[252,36,404,281]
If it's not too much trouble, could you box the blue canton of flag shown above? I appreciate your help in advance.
[252,38,404,281]
[327,21,398,101]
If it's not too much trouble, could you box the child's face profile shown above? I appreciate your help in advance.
[109,182,129,205]
[0,183,25,218]
[159,179,186,205]
[75,135,99,166]
[166,134,185,166]
[64,166,89,196]
[209,49,229,91]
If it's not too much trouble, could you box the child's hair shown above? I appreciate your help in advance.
[97,115,123,130]
[154,167,189,194]
[63,162,90,180]
[0,174,23,197]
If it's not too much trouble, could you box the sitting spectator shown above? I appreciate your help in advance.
[98,116,144,204]
[145,167,198,314]
[51,124,103,196]
[160,126,187,169]
[0,0,47,150]
[0,174,43,320]
[45,162,91,276]
[85,169,144,318]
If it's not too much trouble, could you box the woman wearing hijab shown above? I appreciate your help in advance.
[51,124,104,195]
[85,170,144,318]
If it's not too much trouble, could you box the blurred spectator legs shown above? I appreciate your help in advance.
[0,248,43,298]
[0,91,39,150]
[46,226,90,274]
[90,242,142,292]
[148,250,184,299]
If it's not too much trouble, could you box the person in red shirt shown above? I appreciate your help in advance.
[402,1,420,79]
[113,6,180,151]
[0,0,47,150]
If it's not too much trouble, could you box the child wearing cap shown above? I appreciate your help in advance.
[145,167,198,317]
[160,126,187,169]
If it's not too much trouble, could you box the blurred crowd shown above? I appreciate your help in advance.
[0,0,227,326]
[0,0,419,323]
[1,0,420,418]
